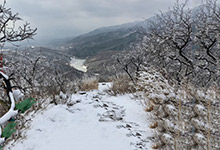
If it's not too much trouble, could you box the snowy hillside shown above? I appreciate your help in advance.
[4,83,152,150]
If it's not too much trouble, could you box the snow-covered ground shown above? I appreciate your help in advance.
[4,83,152,150]
[69,57,87,72]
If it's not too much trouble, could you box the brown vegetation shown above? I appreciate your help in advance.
[79,77,99,91]
[108,74,136,96]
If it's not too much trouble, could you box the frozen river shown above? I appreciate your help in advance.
[70,57,87,72]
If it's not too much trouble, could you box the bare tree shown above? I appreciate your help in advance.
[148,0,195,85]
[115,43,147,84]
[136,0,220,87]
[139,1,220,149]
[0,1,37,47]
[0,0,36,125]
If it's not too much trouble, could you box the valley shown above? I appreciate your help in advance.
[1,1,220,150]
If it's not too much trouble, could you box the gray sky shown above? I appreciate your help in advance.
[6,0,202,43]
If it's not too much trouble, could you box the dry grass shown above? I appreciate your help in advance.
[79,77,99,91]
[108,74,136,96]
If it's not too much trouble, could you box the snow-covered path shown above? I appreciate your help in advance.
[4,83,152,150]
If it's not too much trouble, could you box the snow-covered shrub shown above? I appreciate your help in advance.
[138,67,220,150]
[108,74,136,96]
[79,76,98,91]
[3,49,82,107]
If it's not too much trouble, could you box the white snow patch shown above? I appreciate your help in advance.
[13,89,24,101]
[98,82,113,92]
[0,72,8,80]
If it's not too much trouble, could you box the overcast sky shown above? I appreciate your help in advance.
[6,0,202,43]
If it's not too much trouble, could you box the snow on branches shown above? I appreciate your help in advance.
[138,67,220,150]
[0,1,37,46]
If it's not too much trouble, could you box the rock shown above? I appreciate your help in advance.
[103,104,108,107]
[136,132,142,137]
[126,124,132,128]
[79,92,86,95]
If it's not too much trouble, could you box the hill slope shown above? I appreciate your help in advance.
[58,5,205,59]
[60,19,153,58]
[62,26,146,58]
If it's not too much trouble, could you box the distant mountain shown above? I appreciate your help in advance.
[60,19,154,58]
[58,4,206,59]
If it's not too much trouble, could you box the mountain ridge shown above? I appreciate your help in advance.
[58,5,203,58]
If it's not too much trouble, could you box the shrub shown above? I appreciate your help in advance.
[79,77,98,91]
[138,68,220,150]
[108,74,136,96]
